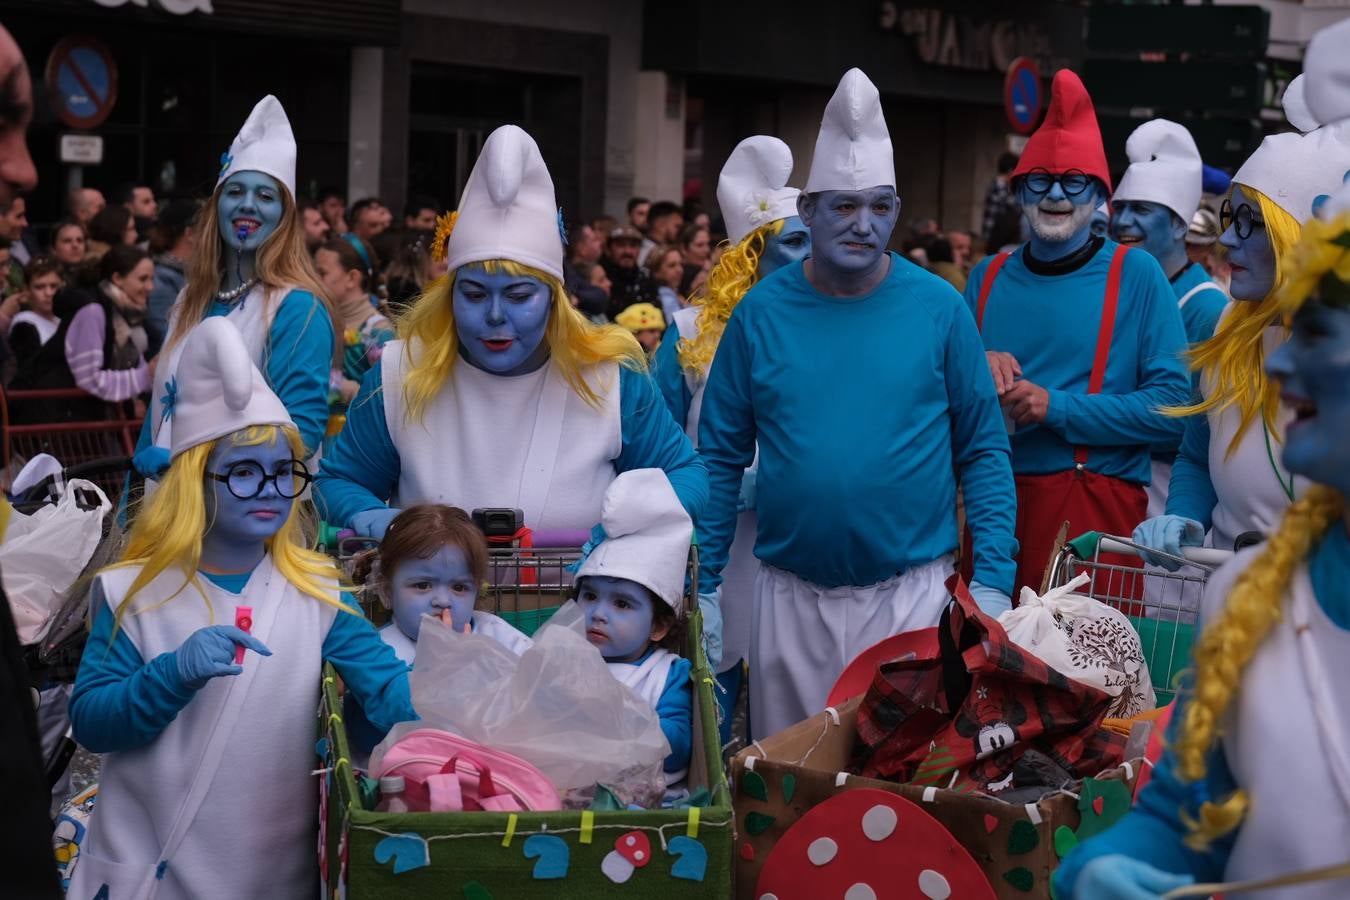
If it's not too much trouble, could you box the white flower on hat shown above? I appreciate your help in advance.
[744,192,776,228]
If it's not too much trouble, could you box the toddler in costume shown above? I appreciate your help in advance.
[354,503,533,663]
[67,318,415,900]
[573,468,694,782]
[1055,184,1350,899]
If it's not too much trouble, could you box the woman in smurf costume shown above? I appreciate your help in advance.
[1056,178,1350,900]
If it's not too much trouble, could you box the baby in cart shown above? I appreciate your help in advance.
[353,504,533,663]
[572,469,694,783]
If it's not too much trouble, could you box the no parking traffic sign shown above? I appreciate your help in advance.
[1003,57,1042,135]
[44,36,119,130]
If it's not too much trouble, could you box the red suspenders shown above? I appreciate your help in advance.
[976,244,1130,468]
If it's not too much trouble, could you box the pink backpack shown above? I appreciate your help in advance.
[372,728,562,812]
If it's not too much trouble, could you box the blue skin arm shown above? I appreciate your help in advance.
[1041,260,1192,447]
[946,303,1019,594]
[1164,411,1218,529]
[69,583,198,753]
[323,601,416,736]
[266,290,336,458]
[694,314,757,594]
[656,657,693,774]
[651,324,692,428]
[1054,694,1236,897]
[314,362,400,528]
[615,366,708,522]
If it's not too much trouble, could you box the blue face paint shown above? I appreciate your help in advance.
[388,545,479,642]
[800,187,900,279]
[758,216,810,277]
[201,431,294,572]
[452,265,552,376]
[1219,187,1277,302]
[1265,300,1350,496]
[1089,205,1110,240]
[577,575,663,663]
[216,171,284,254]
[1019,178,1104,259]
[1109,200,1187,275]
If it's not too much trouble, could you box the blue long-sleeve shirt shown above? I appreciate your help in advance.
[1152,264,1227,456]
[1165,412,1220,527]
[1054,526,1350,897]
[133,289,335,460]
[697,253,1018,593]
[70,570,413,753]
[612,651,693,775]
[313,361,708,528]
[653,324,692,429]
[964,240,1191,484]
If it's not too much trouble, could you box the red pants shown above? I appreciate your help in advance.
[1012,469,1148,603]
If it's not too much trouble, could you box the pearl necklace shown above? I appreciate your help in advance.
[215,278,257,304]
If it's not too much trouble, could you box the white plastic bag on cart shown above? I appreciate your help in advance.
[998,572,1156,718]
[375,613,670,808]
[1,479,110,644]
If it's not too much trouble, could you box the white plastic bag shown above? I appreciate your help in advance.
[998,573,1156,718]
[1,479,110,644]
[376,614,670,808]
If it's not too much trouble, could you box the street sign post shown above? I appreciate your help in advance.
[1003,57,1043,135]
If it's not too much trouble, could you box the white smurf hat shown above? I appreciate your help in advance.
[804,68,896,194]
[718,136,801,244]
[1113,119,1204,223]
[573,469,692,615]
[216,95,297,198]
[170,317,293,457]
[444,124,565,281]
[1233,19,1350,223]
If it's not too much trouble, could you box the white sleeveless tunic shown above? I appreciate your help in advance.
[380,341,622,533]
[608,647,685,784]
[672,307,757,671]
[1199,318,1308,552]
[1201,551,1350,899]
[69,557,338,900]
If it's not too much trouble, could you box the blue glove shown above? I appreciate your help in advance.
[351,507,401,539]
[1132,515,1205,572]
[174,625,272,691]
[697,590,724,672]
[133,445,171,480]
[736,467,757,514]
[1070,855,1193,900]
[969,580,1012,617]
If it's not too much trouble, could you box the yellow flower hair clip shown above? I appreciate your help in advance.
[432,210,459,264]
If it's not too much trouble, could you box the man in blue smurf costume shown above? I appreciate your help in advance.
[696,67,1017,738]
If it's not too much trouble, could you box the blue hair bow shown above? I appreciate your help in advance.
[565,523,607,574]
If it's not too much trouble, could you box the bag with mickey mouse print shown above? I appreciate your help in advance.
[850,576,1124,794]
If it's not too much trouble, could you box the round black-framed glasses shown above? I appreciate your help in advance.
[1020,167,1094,198]
[207,459,312,500]
[1219,198,1264,241]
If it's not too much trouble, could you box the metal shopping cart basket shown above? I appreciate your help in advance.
[1047,532,1232,703]
[316,542,733,898]
[0,387,142,505]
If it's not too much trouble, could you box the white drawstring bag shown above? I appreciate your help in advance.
[997,573,1156,718]
[1,479,110,644]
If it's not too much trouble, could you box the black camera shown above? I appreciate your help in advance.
[472,507,524,538]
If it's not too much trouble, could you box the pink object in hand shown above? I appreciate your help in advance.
[235,606,253,665]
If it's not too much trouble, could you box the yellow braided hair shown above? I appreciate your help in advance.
[1173,209,1350,848]
[396,259,646,423]
[1164,187,1303,456]
[677,218,784,374]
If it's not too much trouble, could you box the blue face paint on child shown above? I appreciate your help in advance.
[577,575,671,663]
[758,216,811,277]
[1109,200,1187,275]
[1219,186,1278,302]
[388,545,479,642]
[453,264,552,375]
[217,171,284,254]
[201,430,296,572]
[799,187,899,279]
[1266,299,1350,497]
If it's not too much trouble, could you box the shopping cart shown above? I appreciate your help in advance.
[0,386,142,505]
[1046,532,1232,703]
